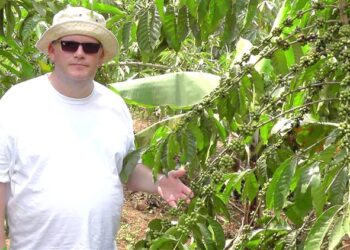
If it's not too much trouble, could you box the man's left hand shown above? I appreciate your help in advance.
[157,168,193,208]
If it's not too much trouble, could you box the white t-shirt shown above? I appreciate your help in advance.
[0,74,135,250]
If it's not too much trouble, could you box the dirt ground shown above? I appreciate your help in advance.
[117,191,167,249]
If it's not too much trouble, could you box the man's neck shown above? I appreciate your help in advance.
[49,71,94,99]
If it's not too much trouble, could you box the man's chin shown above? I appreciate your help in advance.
[68,72,94,82]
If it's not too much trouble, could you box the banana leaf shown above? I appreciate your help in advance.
[109,71,221,108]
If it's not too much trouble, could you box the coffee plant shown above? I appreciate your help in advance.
[128,1,350,249]
[1,0,350,249]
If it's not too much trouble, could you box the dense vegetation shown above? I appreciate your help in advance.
[1,0,350,249]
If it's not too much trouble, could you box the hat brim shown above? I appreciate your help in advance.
[36,20,118,63]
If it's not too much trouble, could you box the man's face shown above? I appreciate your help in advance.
[48,35,104,82]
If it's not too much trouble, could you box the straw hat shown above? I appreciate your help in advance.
[36,6,118,63]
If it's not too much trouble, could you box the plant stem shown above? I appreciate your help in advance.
[257,98,338,128]
[261,81,340,114]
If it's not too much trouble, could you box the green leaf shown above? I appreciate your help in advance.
[328,215,345,250]
[238,80,248,117]
[160,136,171,171]
[243,172,259,202]
[294,163,320,218]
[137,10,151,60]
[256,155,267,185]
[150,6,162,48]
[120,148,141,184]
[32,1,46,16]
[0,9,4,37]
[177,6,189,42]
[0,60,19,75]
[250,69,264,100]
[188,13,201,45]
[212,194,230,220]
[241,0,258,32]
[166,133,179,171]
[180,129,197,164]
[270,0,292,31]
[185,0,198,18]
[310,169,325,216]
[304,205,342,250]
[122,21,131,48]
[208,218,225,250]
[20,13,41,41]
[91,2,125,16]
[5,2,15,38]
[0,50,17,65]
[197,222,216,250]
[259,114,273,145]
[109,72,220,108]
[188,122,204,151]
[134,240,148,249]
[271,50,289,75]
[153,141,164,179]
[192,223,206,249]
[285,204,304,225]
[220,171,250,203]
[208,0,230,34]
[210,114,227,141]
[0,0,7,10]
[148,218,163,231]
[197,0,209,25]
[266,157,296,213]
[163,6,180,51]
[155,0,165,21]
[150,236,177,250]
[135,114,186,148]
[343,206,350,236]
[274,157,297,212]
[328,167,347,205]
[221,1,236,46]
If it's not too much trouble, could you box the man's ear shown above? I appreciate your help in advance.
[48,43,56,63]
[98,50,105,67]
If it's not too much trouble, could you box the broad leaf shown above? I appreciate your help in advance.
[221,0,236,46]
[241,0,259,32]
[242,172,259,202]
[197,222,216,250]
[208,218,225,250]
[163,6,180,51]
[328,215,345,250]
[137,10,151,60]
[304,205,342,250]
[149,6,161,48]
[120,148,142,183]
[266,157,296,213]
[177,6,189,42]
[109,72,220,108]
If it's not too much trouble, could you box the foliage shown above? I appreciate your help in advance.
[1,0,350,249]
[109,72,220,108]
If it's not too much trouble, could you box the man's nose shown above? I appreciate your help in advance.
[74,44,85,57]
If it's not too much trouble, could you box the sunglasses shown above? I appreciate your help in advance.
[57,40,102,54]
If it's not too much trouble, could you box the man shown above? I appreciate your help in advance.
[0,6,192,250]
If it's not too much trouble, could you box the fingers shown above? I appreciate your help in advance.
[168,168,186,179]
[168,200,177,208]
[166,192,193,207]
[182,193,191,204]
[182,185,193,198]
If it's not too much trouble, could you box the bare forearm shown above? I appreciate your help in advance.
[0,182,7,248]
[125,164,162,193]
